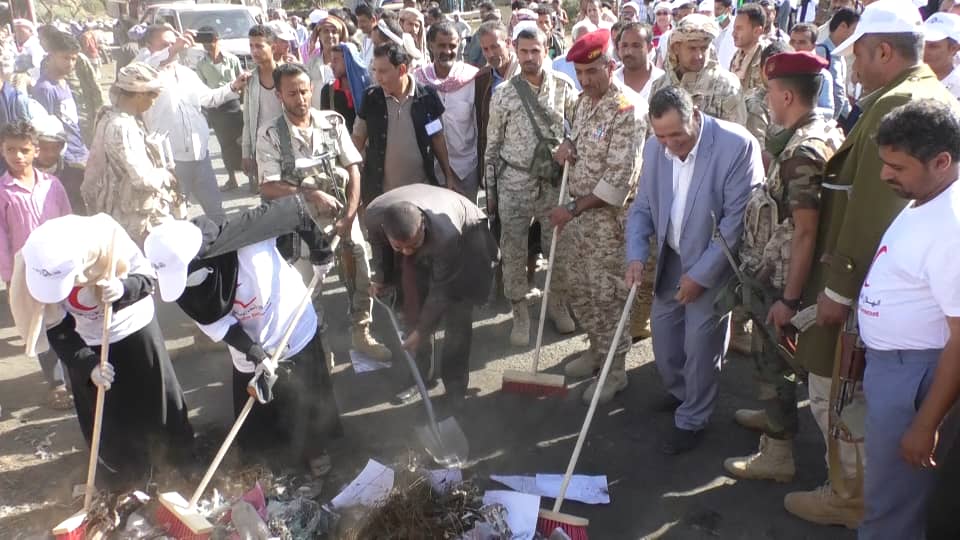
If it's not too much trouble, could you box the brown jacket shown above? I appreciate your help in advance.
[474,59,519,184]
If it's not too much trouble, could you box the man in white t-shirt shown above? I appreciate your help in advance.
[858,100,960,540]
[923,12,960,101]
[613,22,665,103]
[145,194,344,475]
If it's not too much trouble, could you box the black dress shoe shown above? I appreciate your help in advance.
[660,427,703,455]
[653,394,683,413]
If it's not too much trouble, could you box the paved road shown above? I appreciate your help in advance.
[0,134,857,539]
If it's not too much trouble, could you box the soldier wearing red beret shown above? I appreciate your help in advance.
[723,50,846,489]
[547,29,648,405]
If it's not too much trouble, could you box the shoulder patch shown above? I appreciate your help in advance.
[617,93,634,113]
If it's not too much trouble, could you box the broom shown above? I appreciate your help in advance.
[155,249,331,539]
[536,283,638,539]
[501,162,570,397]
[52,231,118,540]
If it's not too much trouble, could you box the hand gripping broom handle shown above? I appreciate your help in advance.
[552,283,637,512]
[188,239,336,508]
[531,161,570,374]
[84,231,119,511]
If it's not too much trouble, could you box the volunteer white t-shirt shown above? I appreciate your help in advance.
[859,180,960,351]
[940,66,960,102]
[60,235,156,346]
[198,240,318,373]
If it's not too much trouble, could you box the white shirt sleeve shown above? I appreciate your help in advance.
[928,240,960,318]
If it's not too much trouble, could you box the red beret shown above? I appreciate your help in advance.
[764,51,829,80]
[566,28,611,64]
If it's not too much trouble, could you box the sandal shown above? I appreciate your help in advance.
[45,385,74,410]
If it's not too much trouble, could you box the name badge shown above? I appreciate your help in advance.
[425,118,443,136]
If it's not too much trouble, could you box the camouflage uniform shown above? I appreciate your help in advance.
[256,109,375,329]
[730,40,768,95]
[567,85,646,367]
[81,106,185,246]
[485,70,579,303]
[739,112,843,439]
[744,87,772,149]
[652,15,746,125]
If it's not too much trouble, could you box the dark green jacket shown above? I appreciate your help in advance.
[797,64,958,377]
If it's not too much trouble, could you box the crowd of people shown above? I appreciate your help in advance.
[2,0,960,538]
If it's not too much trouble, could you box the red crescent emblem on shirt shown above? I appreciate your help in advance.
[67,286,97,311]
[863,245,888,288]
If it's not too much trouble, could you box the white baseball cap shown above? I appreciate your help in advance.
[833,0,923,55]
[21,215,85,304]
[308,9,327,25]
[923,12,960,43]
[268,20,298,42]
[697,0,714,14]
[143,220,203,302]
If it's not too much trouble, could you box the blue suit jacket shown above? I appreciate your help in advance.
[626,113,763,292]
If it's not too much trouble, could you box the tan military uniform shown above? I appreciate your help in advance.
[485,70,579,303]
[567,84,647,362]
[744,87,773,149]
[651,59,746,124]
[81,107,184,246]
[730,40,768,95]
[255,109,376,327]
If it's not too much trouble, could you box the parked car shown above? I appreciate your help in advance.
[140,3,260,68]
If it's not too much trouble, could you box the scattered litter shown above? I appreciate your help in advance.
[482,490,539,540]
[266,497,335,538]
[231,500,270,539]
[490,473,610,505]
[427,468,463,494]
[33,431,55,460]
[350,349,392,373]
[330,458,395,509]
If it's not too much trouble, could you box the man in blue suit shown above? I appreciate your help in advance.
[625,86,763,454]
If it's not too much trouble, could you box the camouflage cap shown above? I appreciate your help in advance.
[114,62,163,93]
[669,13,720,45]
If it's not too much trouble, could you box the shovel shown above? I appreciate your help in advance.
[373,295,469,468]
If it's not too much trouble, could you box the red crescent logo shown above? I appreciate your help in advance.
[67,286,97,311]
[863,245,888,288]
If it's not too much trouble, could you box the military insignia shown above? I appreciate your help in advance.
[617,93,634,112]
[588,49,601,60]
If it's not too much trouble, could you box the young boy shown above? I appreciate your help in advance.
[0,120,73,408]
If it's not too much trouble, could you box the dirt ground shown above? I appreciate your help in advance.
[0,63,857,540]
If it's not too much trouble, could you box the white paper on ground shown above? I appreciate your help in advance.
[482,490,540,540]
[349,350,392,373]
[330,459,395,509]
[427,468,463,493]
[489,474,610,505]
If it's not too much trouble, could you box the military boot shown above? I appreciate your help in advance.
[734,409,769,431]
[581,354,627,405]
[723,434,796,482]
[510,302,530,346]
[784,482,864,529]
[547,297,576,334]
[564,345,600,378]
[352,324,392,362]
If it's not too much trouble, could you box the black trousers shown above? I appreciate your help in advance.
[231,330,343,464]
[205,105,243,172]
[927,422,960,539]
[66,319,194,488]
[409,264,475,398]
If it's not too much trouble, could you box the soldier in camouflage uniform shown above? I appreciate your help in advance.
[550,29,646,405]
[485,27,578,347]
[722,51,843,483]
[256,63,391,363]
[651,14,746,125]
[729,3,770,95]
[82,63,185,246]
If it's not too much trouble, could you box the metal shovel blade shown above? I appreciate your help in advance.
[415,416,469,468]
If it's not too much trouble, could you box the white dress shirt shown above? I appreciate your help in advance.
[141,52,238,162]
[665,119,704,252]
[941,66,960,101]
[614,65,665,103]
[715,23,737,73]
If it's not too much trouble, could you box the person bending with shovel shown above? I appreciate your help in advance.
[10,213,194,489]
[144,193,343,476]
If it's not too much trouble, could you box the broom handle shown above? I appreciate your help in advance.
[552,283,637,513]
[530,162,569,374]
[188,256,329,508]
[83,231,118,511]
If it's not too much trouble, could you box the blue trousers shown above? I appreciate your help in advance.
[860,348,940,540]
[651,246,730,431]
[174,154,224,219]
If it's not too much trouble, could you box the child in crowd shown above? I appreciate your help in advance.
[0,120,73,408]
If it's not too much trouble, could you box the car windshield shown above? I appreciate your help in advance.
[179,10,253,39]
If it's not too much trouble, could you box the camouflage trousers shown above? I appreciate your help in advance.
[316,213,373,326]
[629,237,656,339]
[750,319,799,440]
[497,168,569,302]
[567,207,632,358]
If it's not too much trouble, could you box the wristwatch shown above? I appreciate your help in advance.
[565,199,578,217]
